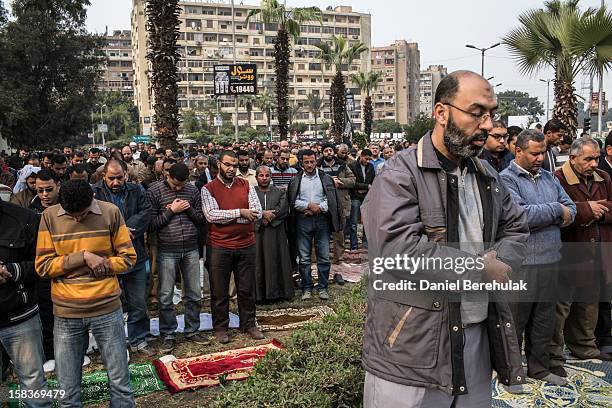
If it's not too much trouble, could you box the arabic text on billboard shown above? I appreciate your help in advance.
[214,64,257,96]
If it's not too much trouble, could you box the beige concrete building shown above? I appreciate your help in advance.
[419,64,448,115]
[131,0,371,137]
[99,30,134,96]
[370,40,420,125]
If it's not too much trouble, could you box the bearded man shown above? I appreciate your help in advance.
[361,71,529,407]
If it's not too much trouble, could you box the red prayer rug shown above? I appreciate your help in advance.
[153,340,284,393]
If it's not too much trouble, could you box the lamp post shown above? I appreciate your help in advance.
[97,104,107,147]
[465,42,501,77]
[598,0,604,136]
[540,78,553,123]
[494,83,502,88]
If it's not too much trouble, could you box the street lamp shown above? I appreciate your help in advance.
[487,76,494,81]
[465,42,501,77]
[540,78,553,122]
[97,104,107,147]
[494,83,502,88]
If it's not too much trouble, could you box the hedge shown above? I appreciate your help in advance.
[214,280,367,408]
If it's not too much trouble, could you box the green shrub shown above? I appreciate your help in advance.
[214,281,367,408]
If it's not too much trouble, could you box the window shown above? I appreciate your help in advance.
[187,60,203,68]
[322,26,334,34]
[308,38,321,46]
[309,63,321,71]
[187,73,202,81]
[297,78,303,82]
[298,64,305,70]
[121,61,131,67]
[249,22,263,31]
[297,112,309,120]
[254,112,264,120]
[235,12,242,17]
[218,8,232,16]
[204,35,216,42]
[308,25,321,34]
[253,38,260,45]
[311,78,317,83]
[186,19,202,30]
[298,89,307,95]
[335,27,348,35]
[348,28,360,36]
[185,6,201,14]
[324,78,330,83]
[206,20,213,28]
[237,38,244,43]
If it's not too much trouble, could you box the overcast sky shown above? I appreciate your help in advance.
[86,0,611,120]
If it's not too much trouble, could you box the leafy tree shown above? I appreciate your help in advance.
[0,0,104,149]
[372,120,403,134]
[291,122,308,135]
[351,71,382,141]
[247,0,321,141]
[403,114,435,144]
[287,101,301,130]
[352,131,367,149]
[496,90,545,119]
[306,93,324,138]
[320,121,330,131]
[95,91,139,142]
[181,109,200,135]
[238,95,257,128]
[504,0,612,136]
[316,36,368,143]
[146,0,181,149]
[256,90,276,140]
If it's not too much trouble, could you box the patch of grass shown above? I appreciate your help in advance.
[213,280,367,408]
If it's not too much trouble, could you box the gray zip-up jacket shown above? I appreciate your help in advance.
[361,132,529,395]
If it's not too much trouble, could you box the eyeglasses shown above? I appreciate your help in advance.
[489,134,509,142]
[37,187,55,194]
[444,103,500,124]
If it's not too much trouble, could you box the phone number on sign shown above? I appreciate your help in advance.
[9,389,66,400]
[231,85,255,93]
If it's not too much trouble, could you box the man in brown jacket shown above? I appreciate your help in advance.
[553,137,612,372]
[361,71,528,407]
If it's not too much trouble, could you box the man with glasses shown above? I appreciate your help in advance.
[29,169,60,373]
[202,151,264,344]
[362,71,529,407]
[93,160,153,356]
[147,162,207,353]
[480,119,513,172]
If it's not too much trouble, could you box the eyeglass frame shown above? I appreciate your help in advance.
[443,103,500,124]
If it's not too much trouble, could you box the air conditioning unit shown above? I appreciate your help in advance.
[187,68,192,72]
[195,41,202,45]
[196,26,202,31]
[352,36,359,39]
[258,30,264,34]
[207,52,213,58]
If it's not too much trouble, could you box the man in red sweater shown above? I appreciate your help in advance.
[201,150,265,344]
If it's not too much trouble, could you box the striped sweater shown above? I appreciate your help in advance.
[35,200,137,318]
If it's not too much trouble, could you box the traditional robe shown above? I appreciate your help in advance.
[255,185,295,302]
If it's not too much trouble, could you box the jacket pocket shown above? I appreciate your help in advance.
[421,207,446,242]
[368,298,442,369]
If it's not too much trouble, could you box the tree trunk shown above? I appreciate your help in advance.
[146,0,181,149]
[552,79,577,137]
[364,95,373,142]
[331,70,346,144]
[247,106,252,128]
[274,28,290,140]
[314,115,318,138]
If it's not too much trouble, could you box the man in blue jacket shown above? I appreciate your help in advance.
[92,159,153,356]
[501,129,576,388]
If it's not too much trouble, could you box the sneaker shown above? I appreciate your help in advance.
[43,359,55,373]
[319,289,330,300]
[160,338,176,354]
[301,290,312,301]
[130,343,155,357]
[82,355,91,368]
[185,332,210,346]
[145,333,158,343]
[550,366,567,378]
[542,373,567,386]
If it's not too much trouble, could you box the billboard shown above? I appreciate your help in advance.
[213,64,257,96]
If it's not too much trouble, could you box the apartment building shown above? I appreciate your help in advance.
[132,0,372,137]
[99,30,134,96]
[371,40,420,125]
[419,64,448,115]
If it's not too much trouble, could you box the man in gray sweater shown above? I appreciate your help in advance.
[501,129,576,387]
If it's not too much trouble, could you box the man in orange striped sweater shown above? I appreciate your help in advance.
[35,180,137,407]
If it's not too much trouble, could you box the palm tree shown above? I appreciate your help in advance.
[351,71,382,141]
[504,0,612,135]
[306,92,324,137]
[256,90,276,141]
[247,0,321,141]
[287,101,301,132]
[316,36,368,143]
[238,95,257,128]
[145,0,181,149]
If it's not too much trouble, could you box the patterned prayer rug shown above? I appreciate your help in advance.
[331,262,368,283]
[7,363,166,407]
[492,358,612,407]
[256,306,335,331]
[153,340,284,393]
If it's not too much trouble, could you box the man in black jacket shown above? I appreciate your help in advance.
[0,200,51,407]
[287,150,342,301]
[348,149,375,250]
[92,160,153,356]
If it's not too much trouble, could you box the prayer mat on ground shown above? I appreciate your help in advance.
[7,363,166,407]
[256,306,334,331]
[492,358,612,407]
[331,262,368,283]
[153,340,284,393]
